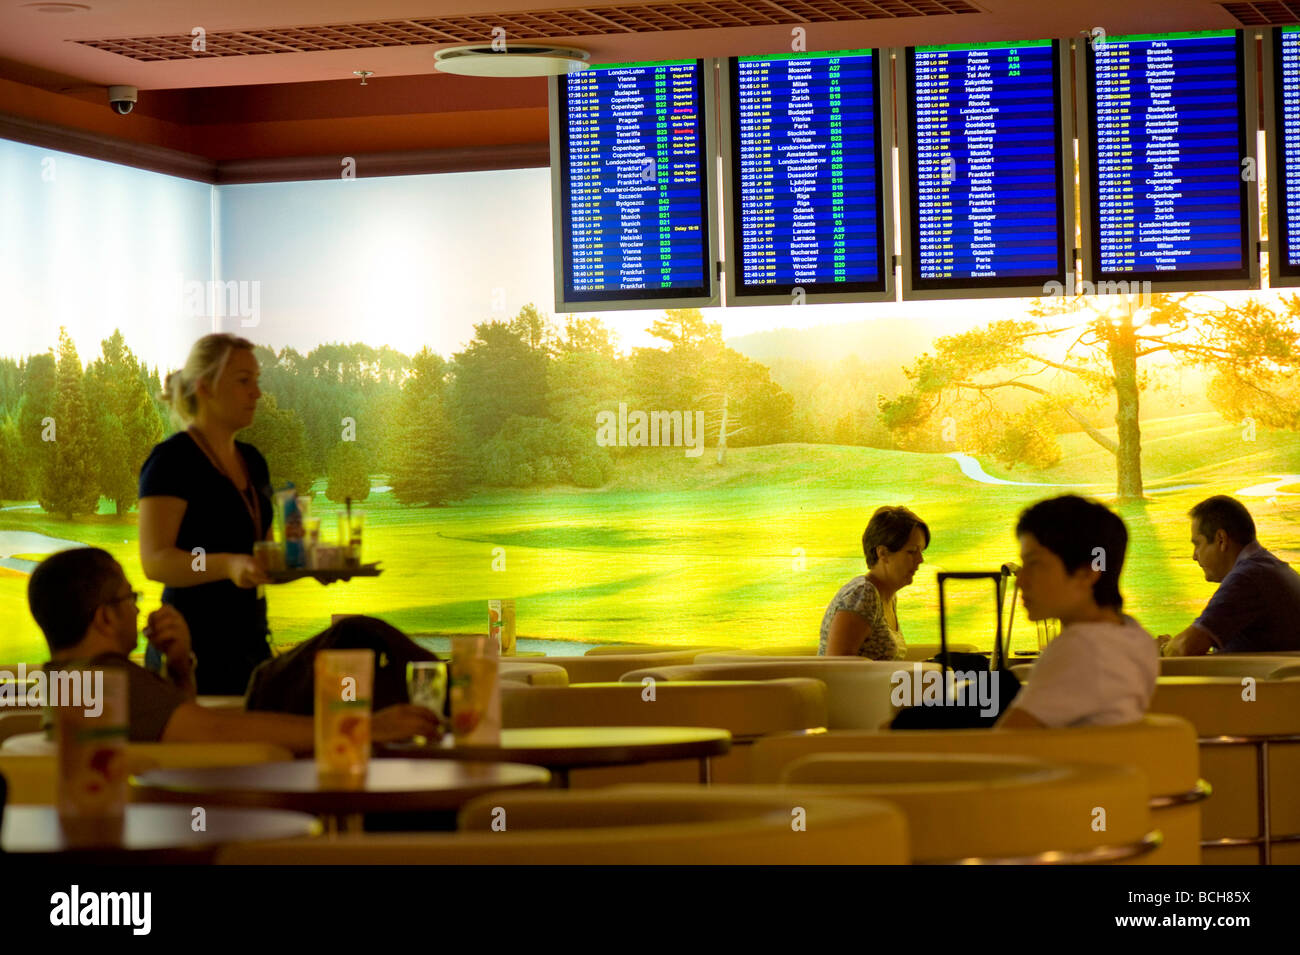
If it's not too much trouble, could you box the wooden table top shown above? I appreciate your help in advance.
[378,725,732,768]
[2,804,320,861]
[130,758,550,814]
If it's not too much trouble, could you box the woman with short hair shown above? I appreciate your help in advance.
[819,506,930,660]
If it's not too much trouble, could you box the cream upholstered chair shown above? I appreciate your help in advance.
[520,650,722,684]
[582,644,729,656]
[694,644,978,665]
[0,743,294,804]
[0,712,42,744]
[621,660,942,730]
[501,679,827,785]
[218,785,909,864]
[749,714,1203,864]
[1150,676,1300,865]
[1159,656,1300,679]
[779,753,1157,863]
[498,661,569,687]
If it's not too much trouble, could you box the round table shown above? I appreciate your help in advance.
[378,726,733,788]
[1,804,320,862]
[130,758,551,832]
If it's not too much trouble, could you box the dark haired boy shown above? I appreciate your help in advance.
[997,496,1158,729]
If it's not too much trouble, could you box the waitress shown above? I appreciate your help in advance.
[138,333,274,695]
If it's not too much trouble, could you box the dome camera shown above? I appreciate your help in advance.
[107,85,137,115]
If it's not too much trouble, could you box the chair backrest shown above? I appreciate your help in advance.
[0,742,294,804]
[498,661,569,687]
[582,645,729,657]
[0,712,42,744]
[218,785,909,864]
[1150,676,1300,864]
[695,644,979,665]
[749,714,1202,864]
[501,679,827,737]
[523,650,722,684]
[779,752,1154,863]
[1160,656,1300,679]
[621,660,942,730]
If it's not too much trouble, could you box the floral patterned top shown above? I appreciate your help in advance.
[817,575,906,660]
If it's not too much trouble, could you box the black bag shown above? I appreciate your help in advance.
[244,616,439,715]
[890,570,1021,729]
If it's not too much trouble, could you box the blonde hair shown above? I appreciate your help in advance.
[161,334,256,425]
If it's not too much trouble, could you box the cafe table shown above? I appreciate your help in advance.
[130,758,550,833]
[378,726,733,788]
[1,804,321,863]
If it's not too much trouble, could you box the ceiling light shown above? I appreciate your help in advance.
[434,44,589,78]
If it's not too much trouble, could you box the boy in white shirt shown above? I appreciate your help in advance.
[997,495,1159,729]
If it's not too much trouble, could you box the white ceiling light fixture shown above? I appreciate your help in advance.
[434,44,590,78]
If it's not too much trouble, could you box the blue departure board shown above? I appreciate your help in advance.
[904,39,1067,293]
[1271,27,1300,280]
[727,49,888,300]
[1086,30,1251,282]
[554,59,714,306]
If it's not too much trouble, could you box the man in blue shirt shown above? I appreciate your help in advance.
[1159,496,1300,655]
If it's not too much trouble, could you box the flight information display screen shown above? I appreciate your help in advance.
[1272,26,1300,279]
[1085,30,1250,281]
[556,59,713,304]
[728,49,888,298]
[905,39,1067,291]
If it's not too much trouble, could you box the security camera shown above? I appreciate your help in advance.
[107,85,137,115]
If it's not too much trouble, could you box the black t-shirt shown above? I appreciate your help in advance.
[138,431,274,694]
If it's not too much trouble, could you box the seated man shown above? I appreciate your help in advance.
[996,495,1158,729]
[27,548,438,753]
[1159,495,1300,655]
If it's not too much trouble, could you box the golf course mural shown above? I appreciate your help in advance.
[2,140,1298,664]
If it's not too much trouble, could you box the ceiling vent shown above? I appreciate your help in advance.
[72,0,981,62]
[1219,2,1300,25]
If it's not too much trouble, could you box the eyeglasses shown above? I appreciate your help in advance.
[107,590,142,609]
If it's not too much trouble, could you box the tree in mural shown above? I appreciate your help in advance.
[87,330,164,516]
[389,347,466,506]
[39,329,100,519]
[879,292,1300,501]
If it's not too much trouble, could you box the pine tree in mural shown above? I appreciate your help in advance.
[88,330,164,515]
[39,329,100,519]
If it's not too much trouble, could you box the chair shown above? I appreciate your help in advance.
[517,650,728,684]
[0,743,294,805]
[779,753,1157,863]
[498,661,569,687]
[1150,676,1300,864]
[218,785,909,864]
[621,660,942,730]
[1160,656,1300,679]
[0,712,42,744]
[749,715,1204,864]
[582,644,729,656]
[501,679,827,785]
[695,644,978,665]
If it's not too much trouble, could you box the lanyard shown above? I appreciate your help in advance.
[187,426,263,540]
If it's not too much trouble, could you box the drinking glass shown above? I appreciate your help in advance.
[406,661,448,740]
[314,649,374,785]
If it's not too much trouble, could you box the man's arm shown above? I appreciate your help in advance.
[160,702,442,755]
[1160,624,1216,657]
